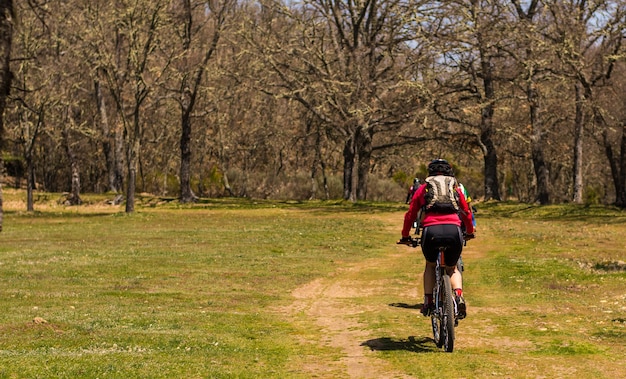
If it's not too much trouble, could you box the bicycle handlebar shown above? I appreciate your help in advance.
[397,233,474,248]
[396,237,420,248]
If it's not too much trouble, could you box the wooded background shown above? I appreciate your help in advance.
[2,0,626,212]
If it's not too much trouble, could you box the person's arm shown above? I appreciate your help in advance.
[456,188,474,235]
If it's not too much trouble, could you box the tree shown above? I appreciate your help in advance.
[510,0,553,204]
[95,77,124,195]
[0,0,624,206]
[168,0,233,203]
[86,0,168,212]
[427,0,511,201]
[245,0,431,201]
[9,0,55,211]
[0,0,14,231]
[61,111,82,205]
[544,0,626,204]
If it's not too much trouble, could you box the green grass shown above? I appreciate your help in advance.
[0,190,625,378]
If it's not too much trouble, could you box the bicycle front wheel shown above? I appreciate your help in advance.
[442,274,456,352]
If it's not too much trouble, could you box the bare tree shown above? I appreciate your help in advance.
[0,0,14,231]
[9,0,55,211]
[245,0,430,201]
[545,0,626,204]
[508,0,553,204]
[13,102,44,212]
[427,0,511,201]
[0,0,624,206]
[95,78,124,195]
[168,0,233,203]
[61,109,82,205]
[86,0,168,212]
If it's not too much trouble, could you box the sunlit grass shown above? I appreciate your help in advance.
[0,192,396,378]
[0,191,625,378]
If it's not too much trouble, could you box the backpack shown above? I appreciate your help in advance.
[423,175,460,214]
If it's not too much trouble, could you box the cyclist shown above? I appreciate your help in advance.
[458,182,476,230]
[397,159,475,319]
[406,178,420,204]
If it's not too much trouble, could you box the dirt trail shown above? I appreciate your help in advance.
[282,255,417,378]
[278,214,421,378]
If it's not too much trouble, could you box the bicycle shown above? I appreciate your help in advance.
[400,233,472,352]
[431,243,457,352]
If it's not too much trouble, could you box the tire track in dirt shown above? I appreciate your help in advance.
[281,257,416,379]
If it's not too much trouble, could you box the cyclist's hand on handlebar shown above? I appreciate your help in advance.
[397,236,414,245]
[464,233,475,240]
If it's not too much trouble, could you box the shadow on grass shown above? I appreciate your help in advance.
[364,302,439,352]
[389,302,421,310]
[361,336,437,353]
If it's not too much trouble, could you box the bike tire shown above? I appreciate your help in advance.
[431,313,441,347]
[442,274,456,352]
[431,277,442,348]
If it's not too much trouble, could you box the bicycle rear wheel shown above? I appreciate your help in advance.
[431,281,442,347]
[442,274,456,352]
[431,313,441,347]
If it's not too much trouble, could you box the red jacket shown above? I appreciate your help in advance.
[402,181,474,237]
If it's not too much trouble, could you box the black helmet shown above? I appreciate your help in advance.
[427,159,454,177]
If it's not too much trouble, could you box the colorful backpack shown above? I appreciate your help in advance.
[423,175,460,214]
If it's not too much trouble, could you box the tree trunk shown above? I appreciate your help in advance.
[95,79,122,193]
[125,136,140,213]
[529,84,550,205]
[310,127,321,200]
[0,159,3,231]
[531,140,550,205]
[479,53,501,201]
[26,157,34,212]
[114,122,125,198]
[222,169,234,197]
[479,109,501,202]
[62,127,82,205]
[179,100,197,203]
[355,126,373,201]
[482,139,500,201]
[310,123,330,200]
[320,159,329,200]
[603,127,624,206]
[617,121,626,207]
[342,136,355,201]
[572,83,584,203]
[216,123,235,197]
[68,157,82,205]
[176,0,227,203]
[0,0,14,231]
[23,106,43,212]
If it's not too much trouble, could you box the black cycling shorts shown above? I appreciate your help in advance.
[421,224,463,266]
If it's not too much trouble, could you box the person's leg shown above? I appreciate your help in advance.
[424,261,436,294]
[421,261,436,315]
[443,225,466,319]
[449,265,462,290]
[421,226,438,316]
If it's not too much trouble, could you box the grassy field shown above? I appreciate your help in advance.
[0,189,624,378]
